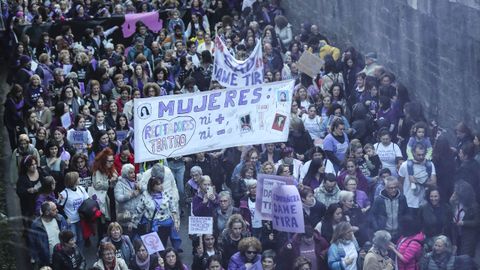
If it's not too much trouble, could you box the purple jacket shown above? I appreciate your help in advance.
[192,193,219,217]
[355,190,370,209]
[228,252,261,270]
[337,169,370,192]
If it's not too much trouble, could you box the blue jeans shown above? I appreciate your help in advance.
[70,221,84,252]
[168,160,186,208]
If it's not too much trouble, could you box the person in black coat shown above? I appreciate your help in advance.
[432,135,456,203]
[300,185,326,227]
[418,188,452,245]
[52,230,86,270]
[456,142,480,201]
[370,176,408,240]
[450,180,480,258]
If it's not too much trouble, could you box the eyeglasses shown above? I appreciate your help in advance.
[246,250,257,255]
[106,159,114,163]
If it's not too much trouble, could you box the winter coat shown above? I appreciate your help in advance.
[279,230,330,270]
[29,215,69,266]
[327,239,360,270]
[420,252,476,270]
[371,189,408,233]
[51,243,86,270]
[275,23,293,48]
[363,247,394,270]
[314,184,341,207]
[92,258,129,270]
[396,232,425,270]
[418,202,452,239]
[228,252,261,270]
[192,192,219,217]
[303,200,326,227]
[337,169,370,192]
[114,177,142,228]
[101,235,135,264]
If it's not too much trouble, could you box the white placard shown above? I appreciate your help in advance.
[140,232,165,254]
[188,216,213,235]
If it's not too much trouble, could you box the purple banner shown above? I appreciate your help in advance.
[255,174,295,221]
[272,185,305,233]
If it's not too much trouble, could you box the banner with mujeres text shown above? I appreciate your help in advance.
[134,80,294,162]
[213,36,264,87]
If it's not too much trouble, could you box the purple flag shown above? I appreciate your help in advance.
[122,12,163,38]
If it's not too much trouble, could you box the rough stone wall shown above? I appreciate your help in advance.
[284,0,480,132]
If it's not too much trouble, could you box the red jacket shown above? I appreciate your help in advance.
[114,153,139,174]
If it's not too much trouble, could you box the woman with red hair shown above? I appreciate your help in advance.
[92,147,119,239]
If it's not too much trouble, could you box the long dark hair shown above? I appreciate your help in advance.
[432,135,454,162]
[304,158,324,187]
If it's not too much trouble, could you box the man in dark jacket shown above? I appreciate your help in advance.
[29,201,69,267]
[263,42,283,73]
[371,176,408,240]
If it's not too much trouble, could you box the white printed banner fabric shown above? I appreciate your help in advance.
[133,80,295,162]
[213,36,264,87]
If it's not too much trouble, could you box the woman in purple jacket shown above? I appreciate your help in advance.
[192,175,218,217]
[227,237,262,270]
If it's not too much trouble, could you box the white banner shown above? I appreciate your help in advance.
[213,36,264,87]
[133,80,294,162]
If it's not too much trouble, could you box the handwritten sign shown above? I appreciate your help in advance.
[133,80,294,162]
[213,36,264,87]
[296,51,324,78]
[188,216,213,235]
[141,232,165,254]
[255,174,295,221]
[272,185,305,233]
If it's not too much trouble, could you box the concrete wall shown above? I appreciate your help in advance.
[284,0,480,132]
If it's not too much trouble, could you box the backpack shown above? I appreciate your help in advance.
[406,159,432,179]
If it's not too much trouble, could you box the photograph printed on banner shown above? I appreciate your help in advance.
[239,114,252,133]
[277,90,289,102]
[272,113,287,131]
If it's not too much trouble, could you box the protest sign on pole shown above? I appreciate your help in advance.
[213,36,264,87]
[188,216,213,235]
[296,51,324,78]
[255,174,295,221]
[141,232,165,254]
[133,80,294,162]
[271,185,305,233]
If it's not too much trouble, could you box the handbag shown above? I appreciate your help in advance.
[138,207,158,235]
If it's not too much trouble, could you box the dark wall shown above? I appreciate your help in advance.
[284,0,480,133]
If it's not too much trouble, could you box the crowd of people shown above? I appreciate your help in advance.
[2,0,480,269]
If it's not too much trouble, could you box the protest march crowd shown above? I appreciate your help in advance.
[3,0,480,269]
